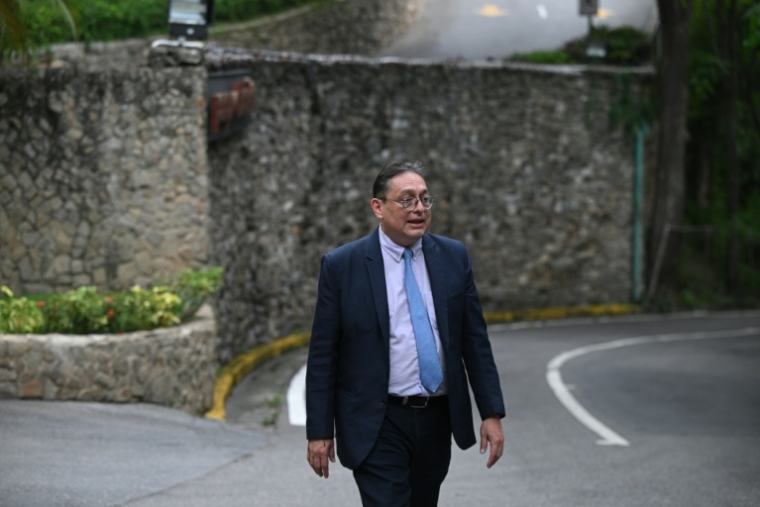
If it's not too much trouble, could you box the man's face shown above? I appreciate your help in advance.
[371,171,431,247]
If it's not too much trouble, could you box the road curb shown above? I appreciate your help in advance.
[205,331,311,421]
[483,303,641,323]
[207,306,760,422]
[206,303,643,421]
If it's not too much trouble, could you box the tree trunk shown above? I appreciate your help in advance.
[649,0,694,294]
[724,1,741,293]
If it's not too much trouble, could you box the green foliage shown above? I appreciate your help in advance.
[72,0,169,43]
[214,0,316,22]
[688,49,729,120]
[0,268,222,335]
[608,72,655,132]
[266,393,282,409]
[168,267,223,322]
[742,2,760,51]
[129,285,183,329]
[510,50,571,64]
[4,0,318,48]
[562,26,653,66]
[508,26,652,66]
[1,0,76,63]
[683,0,760,303]
[0,286,45,333]
[261,391,283,426]
[261,411,279,426]
[42,286,112,333]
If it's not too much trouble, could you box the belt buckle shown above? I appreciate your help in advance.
[404,396,429,409]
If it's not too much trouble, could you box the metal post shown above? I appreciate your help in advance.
[633,122,649,302]
[647,224,672,298]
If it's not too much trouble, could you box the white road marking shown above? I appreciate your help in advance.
[288,363,308,426]
[537,5,548,19]
[546,327,760,447]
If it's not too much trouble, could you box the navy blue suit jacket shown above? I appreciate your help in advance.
[306,228,505,469]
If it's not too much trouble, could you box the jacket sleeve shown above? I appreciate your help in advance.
[305,253,342,440]
[460,248,506,420]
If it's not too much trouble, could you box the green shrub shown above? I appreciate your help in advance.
[562,26,652,66]
[0,286,45,333]
[15,0,319,47]
[169,267,223,322]
[0,267,222,335]
[129,285,183,329]
[510,50,571,64]
[508,26,652,67]
[42,286,111,334]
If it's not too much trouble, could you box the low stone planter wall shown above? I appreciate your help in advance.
[0,306,217,415]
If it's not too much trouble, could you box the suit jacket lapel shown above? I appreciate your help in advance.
[365,228,390,345]
[422,234,450,351]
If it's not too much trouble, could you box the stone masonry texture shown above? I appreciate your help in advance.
[209,0,426,56]
[204,49,654,363]
[0,67,209,294]
[0,306,216,414]
[0,0,655,369]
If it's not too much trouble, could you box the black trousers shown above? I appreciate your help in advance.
[353,398,452,507]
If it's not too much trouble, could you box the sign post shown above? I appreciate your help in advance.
[579,0,598,16]
[579,0,599,36]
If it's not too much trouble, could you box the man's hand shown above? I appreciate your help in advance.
[479,416,504,468]
[307,438,336,478]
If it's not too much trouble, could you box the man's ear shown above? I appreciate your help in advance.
[370,198,383,220]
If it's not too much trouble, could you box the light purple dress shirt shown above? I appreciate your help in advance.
[378,226,448,396]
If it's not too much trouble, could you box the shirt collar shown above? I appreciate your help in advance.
[378,226,423,262]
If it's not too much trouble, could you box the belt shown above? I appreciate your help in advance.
[387,395,448,409]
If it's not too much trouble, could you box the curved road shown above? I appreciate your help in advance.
[1,312,758,506]
[227,312,760,507]
[378,0,659,59]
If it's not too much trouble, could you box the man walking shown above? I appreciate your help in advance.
[306,161,505,506]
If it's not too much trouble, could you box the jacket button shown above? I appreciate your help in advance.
[381,397,388,405]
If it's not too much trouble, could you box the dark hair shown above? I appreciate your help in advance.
[372,161,427,199]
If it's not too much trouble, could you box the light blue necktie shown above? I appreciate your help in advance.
[403,248,443,394]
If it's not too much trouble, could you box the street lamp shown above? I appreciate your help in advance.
[168,0,215,41]
[150,0,214,62]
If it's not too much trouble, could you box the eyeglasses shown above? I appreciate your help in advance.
[381,196,435,211]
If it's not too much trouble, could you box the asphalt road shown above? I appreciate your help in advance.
[1,312,759,506]
[378,0,659,59]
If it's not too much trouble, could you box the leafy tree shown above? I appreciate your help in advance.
[649,0,695,288]
[0,0,75,63]
[686,0,760,298]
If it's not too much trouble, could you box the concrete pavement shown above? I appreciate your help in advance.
[0,342,312,507]
[0,400,265,507]
[2,309,759,507]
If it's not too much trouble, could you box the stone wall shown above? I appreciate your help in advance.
[205,49,654,362]
[0,0,428,299]
[0,306,216,414]
[209,0,426,55]
[41,0,425,70]
[0,33,654,367]
[0,67,208,294]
